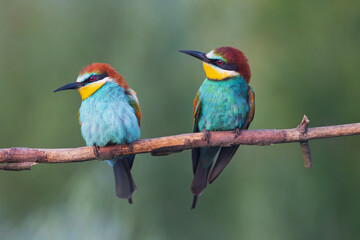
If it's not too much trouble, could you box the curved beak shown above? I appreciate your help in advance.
[54,82,82,92]
[178,50,211,64]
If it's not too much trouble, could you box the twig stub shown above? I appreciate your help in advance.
[297,115,312,168]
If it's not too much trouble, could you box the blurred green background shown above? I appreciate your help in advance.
[0,0,360,239]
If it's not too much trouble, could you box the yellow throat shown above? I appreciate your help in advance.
[78,81,106,100]
[202,62,238,81]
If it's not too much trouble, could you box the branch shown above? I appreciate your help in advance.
[1,115,359,171]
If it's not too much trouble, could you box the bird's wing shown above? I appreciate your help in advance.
[192,90,201,132]
[191,91,221,208]
[191,90,217,209]
[126,88,142,127]
[243,86,255,130]
[208,85,255,184]
[78,110,81,126]
[208,145,239,184]
[192,90,202,173]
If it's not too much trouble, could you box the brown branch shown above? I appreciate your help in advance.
[0,116,359,171]
[0,162,37,171]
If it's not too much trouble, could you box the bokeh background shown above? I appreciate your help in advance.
[1,0,360,239]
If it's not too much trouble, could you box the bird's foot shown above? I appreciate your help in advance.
[233,128,241,140]
[93,144,100,158]
[128,142,134,152]
[202,128,210,144]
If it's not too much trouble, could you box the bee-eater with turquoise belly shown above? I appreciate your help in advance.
[180,47,255,209]
[54,63,141,203]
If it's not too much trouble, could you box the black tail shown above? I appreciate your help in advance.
[190,147,219,209]
[208,145,239,184]
[191,196,198,210]
[190,163,212,209]
[191,160,212,195]
[113,155,137,203]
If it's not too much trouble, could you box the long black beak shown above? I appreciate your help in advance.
[178,50,211,64]
[54,82,82,92]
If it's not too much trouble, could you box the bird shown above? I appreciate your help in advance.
[179,47,255,209]
[54,63,141,204]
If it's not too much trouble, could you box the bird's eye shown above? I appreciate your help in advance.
[89,76,96,82]
[217,60,223,65]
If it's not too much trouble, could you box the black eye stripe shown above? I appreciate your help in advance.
[209,59,238,71]
[82,72,109,85]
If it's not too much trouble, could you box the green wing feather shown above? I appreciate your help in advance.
[191,91,221,208]
[125,89,142,127]
[192,90,201,132]
[192,91,202,173]
[243,86,255,130]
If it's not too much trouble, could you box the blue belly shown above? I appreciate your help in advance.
[79,82,140,147]
[198,76,249,131]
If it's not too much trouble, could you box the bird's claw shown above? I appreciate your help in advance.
[202,128,210,144]
[93,144,100,158]
[128,142,134,152]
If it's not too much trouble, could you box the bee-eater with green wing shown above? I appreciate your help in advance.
[180,47,255,209]
[54,63,141,203]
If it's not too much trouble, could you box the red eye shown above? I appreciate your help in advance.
[90,76,95,81]
[217,60,223,65]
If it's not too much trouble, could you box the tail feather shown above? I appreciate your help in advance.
[191,196,198,210]
[191,161,212,196]
[190,163,212,209]
[113,155,137,202]
[191,147,219,209]
[208,145,239,184]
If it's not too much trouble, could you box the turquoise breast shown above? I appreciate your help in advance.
[198,76,249,131]
[79,82,140,147]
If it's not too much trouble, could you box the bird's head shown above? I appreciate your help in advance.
[54,63,128,100]
[179,46,251,83]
